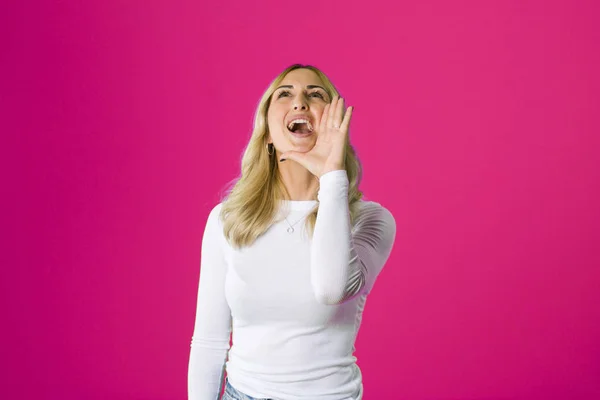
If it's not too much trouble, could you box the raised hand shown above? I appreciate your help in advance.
[279,95,353,178]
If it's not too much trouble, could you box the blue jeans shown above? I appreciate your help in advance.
[220,377,363,400]
[221,377,274,400]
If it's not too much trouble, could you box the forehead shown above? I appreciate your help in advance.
[279,68,324,87]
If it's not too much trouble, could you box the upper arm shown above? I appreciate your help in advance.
[351,202,397,295]
[188,204,232,399]
[191,203,232,343]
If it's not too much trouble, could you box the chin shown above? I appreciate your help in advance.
[288,132,317,144]
[288,141,315,153]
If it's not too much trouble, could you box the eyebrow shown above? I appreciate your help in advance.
[275,85,327,92]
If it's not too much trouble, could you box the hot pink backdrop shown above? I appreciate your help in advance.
[2,1,599,399]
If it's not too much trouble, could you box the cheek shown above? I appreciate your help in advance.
[266,110,276,127]
[315,108,326,125]
[266,119,285,142]
[267,114,280,131]
[268,108,287,127]
[267,106,279,122]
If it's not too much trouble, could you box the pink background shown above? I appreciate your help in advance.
[2,1,599,399]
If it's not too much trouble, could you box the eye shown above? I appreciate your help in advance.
[276,90,326,100]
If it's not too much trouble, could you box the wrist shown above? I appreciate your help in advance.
[320,164,345,178]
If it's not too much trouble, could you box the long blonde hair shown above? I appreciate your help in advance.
[220,64,363,248]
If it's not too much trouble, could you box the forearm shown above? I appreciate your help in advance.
[188,339,229,400]
[188,203,232,399]
[310,170,362,304]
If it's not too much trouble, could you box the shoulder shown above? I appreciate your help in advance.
[349,200,397,262]
[204,203,225,231]
[202,203,231,249]
[351,200,396,247]
[354,200,396,229]
[208,202,224,218]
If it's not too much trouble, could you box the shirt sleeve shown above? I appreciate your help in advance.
[310,170,396,305]
[188,203,232,400]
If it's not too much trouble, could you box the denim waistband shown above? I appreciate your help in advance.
[223,377,274,400]
[222,377,362,400]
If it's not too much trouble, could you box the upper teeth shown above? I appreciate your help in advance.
[287,119,313,132]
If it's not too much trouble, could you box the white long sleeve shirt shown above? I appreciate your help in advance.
[188,170,396,400]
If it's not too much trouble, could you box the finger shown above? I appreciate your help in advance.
[319,103,330,133]
[333,96,344,129]
[279,150,304,163]
[339,106,353,133]
[327,96,339,130]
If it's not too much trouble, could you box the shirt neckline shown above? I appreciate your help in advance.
[278,199,318,211]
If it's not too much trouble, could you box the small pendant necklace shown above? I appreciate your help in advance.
[283,207,316,234]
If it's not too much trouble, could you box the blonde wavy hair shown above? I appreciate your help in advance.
[220,64,363,248]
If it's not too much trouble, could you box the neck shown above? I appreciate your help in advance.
[277,160,319,201]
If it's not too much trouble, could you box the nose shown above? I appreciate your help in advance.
[292,94,308,110]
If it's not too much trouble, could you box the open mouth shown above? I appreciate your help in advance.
[286,119,314,135]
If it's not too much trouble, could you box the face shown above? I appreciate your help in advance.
[266,68,331,155]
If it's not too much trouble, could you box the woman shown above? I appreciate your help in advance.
[188,64,396,400]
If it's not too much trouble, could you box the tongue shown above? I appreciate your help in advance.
[293,123,311,134]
